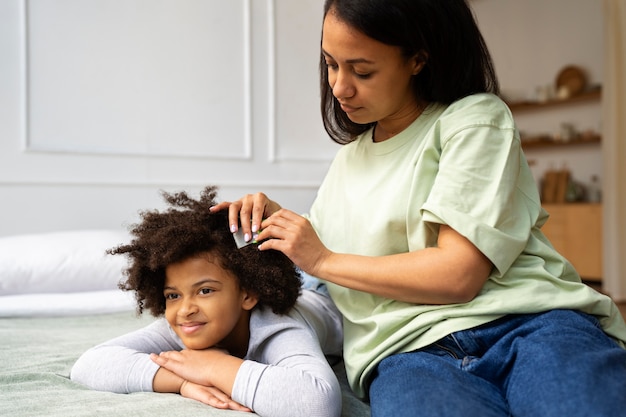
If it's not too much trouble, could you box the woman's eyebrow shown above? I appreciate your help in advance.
[322,49,375,65]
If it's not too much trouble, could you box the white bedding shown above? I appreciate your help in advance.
[0,290,136,317]
[0,229,134,317]
[0,229,130,296]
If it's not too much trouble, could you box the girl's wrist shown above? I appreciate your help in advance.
[152,367,187,394]
[179,379,190,395]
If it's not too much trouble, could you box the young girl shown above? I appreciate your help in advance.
[215,1,626,416]
[70,186,343,417]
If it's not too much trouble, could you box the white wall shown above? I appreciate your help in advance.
[471,0,604,193]
[0,0,334,236]
[1,0,604,237]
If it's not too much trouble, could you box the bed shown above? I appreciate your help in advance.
[0,230,371,417]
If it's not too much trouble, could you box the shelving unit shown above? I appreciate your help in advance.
[507,87,603,150]
[508,87,604,281]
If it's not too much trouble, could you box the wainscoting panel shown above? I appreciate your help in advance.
[0,0,334,235]
[23,0,251,159]
[271,0,340,162]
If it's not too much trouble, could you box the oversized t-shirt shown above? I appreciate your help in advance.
[306,93,626,398]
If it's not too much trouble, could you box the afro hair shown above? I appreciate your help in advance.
[109,185,301,317]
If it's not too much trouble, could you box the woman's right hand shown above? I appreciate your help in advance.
[210,192,282,243]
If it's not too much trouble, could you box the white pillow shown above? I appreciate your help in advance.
[0,290,137,317]
[0,230,131,295]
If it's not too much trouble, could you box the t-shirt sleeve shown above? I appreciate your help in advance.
[70,318,182,393]
[421,108,539,275]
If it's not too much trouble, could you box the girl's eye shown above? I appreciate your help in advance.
[355,71,371,79]
[325,61,338,70]
[164,293,179,301]
[199,288,213,295]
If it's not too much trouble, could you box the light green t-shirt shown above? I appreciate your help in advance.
[307,93,626,398]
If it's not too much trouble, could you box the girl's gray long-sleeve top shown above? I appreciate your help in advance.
[70,290,344,417]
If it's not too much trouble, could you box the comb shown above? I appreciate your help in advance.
[232,228,259,249]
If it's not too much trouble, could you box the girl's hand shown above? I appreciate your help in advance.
[151,348,243,400]
[210,193,282,244]
[179,380,252,412]
[257,209,333,277]
[151,349,226,387]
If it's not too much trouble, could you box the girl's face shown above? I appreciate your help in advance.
[322,10,425,140]
[164,253,257,355]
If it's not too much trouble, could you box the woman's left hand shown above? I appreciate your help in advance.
[256,209,332,277]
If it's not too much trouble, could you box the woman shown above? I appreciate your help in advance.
[213,0,626,416]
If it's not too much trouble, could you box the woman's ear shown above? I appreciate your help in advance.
[241,291,259,311]
[411,51,428,75]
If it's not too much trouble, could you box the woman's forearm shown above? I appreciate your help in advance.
[257,210,492,304]
[316,226,493,304]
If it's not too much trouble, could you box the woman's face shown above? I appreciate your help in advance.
[164,253,257,354]
[322,10,424,139]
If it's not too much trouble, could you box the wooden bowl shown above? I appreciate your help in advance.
[556,66,587,96]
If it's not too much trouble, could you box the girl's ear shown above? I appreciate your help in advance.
[241,291,259,311]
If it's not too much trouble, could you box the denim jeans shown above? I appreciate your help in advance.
[300,271,331,298]
[369,309,626,417]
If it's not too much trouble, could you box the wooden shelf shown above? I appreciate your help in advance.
[521,134,601,150]
[507,87,601,112]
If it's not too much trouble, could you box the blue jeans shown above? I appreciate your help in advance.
[300,271,330,298]
[369,309,626,417]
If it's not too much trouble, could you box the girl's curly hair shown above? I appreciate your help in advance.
[108,185,301,317]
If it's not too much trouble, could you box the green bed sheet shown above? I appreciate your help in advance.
[0,311,370,416]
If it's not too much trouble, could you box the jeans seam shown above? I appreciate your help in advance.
[450,333,473,357]
[432,342,460,359]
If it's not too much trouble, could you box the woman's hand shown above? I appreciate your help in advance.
[256,209,333,277]
[210,193,282,244]
[179,380,252,412]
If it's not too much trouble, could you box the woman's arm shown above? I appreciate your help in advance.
[213,192,492,305]
[257,209,493,305]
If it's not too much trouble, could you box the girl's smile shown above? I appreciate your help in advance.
[178,321,206,335]
[164,253,258,355]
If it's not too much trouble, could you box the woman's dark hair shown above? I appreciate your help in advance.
[320,0,500,144]
[109,185,301,317]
